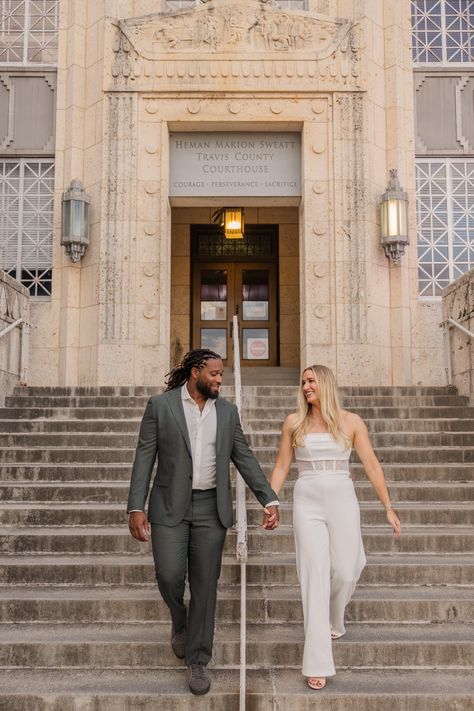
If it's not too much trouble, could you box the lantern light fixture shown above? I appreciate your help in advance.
[212,207,245,240]
[380,169,409,263]
[61,179,91,263]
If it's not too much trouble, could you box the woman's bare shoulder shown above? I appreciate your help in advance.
[341,409,365,433]
[283,411,299,426]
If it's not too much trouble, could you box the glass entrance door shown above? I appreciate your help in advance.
[193,262,277,366]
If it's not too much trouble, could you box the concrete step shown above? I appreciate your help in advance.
[3,390,470,404]
[0,419,141,433]
[6,386,463,400]
[0,480,471,504]
[0,407,151,420]
[244,418,474,433]
[12,384,459,396]
[0,384,471,710]
[3,405,474,421]
[268,481,474,504]
[245,431,474,447]
[3,394,470,410]
[1,416,474,434]
[0,553,470,587]
[243,406,474,420]
[0,668,472,711]
[0,503,472,527]
[0,584,471,624]
[0,462,471,483]
[2,430,474,449]
[1,445,473,464]
[0,526,472,555]
[0,622,471,669]
[249,446,474,464]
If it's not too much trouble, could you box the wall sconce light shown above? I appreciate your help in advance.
[380,169,409,263]
[61,179,91,263]
[212,207,245,239]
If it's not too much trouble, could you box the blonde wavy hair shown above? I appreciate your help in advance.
[289,364,352,449]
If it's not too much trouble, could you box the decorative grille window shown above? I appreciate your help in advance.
[0,0,59,64]
[416,160,474,297]
[411,0,474,63]
[165,0,198,10]
[165,0,308,10]
[192,225,277,260]
[0,159,54,298]
[276,1,308,9]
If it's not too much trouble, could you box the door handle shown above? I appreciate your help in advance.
[230,321,233,338]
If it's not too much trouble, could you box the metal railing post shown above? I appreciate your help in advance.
[0,318,29,387]
[233,314,247,711]
[20,322,30,386]
[440,318,474,386]
[442,323,452,385]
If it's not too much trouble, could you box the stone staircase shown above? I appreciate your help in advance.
[0,384,473,709]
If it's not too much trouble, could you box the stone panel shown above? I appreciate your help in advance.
[415,72,474,155]
[0,79,12,149]
[0,72,56,154]
[415,75,460,153]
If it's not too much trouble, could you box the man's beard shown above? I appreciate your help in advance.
[196,379,219,400]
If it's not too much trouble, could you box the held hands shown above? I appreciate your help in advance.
[128,511,150,542]
[387,508,401,539]
[262,505,280,530]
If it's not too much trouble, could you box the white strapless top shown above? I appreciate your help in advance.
[294,433,351,475]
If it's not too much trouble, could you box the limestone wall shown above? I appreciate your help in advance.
[0,272,29,405]
[26,0,446,388]
[442,270,474,402]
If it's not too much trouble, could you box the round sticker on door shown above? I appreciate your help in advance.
[247,338,268,359]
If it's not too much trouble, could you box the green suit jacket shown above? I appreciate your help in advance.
[127,387,278,528]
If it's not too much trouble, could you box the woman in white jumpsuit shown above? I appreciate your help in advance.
[265,365,401,690]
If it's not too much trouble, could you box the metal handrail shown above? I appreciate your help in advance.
[233,314,247,711]
[440,317,474,385]
[0,317,30,385]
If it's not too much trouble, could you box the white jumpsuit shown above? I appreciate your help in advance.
[292,433,366,678]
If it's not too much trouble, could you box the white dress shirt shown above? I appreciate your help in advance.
[181,382,217,490]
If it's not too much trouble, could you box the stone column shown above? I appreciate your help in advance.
[383,0,415,385]
[56,0,86,386]
[132,101,171,386]
[95,91,138,385]
[54,1,117,386]
[300,99,335,370]
[333,91,375,383]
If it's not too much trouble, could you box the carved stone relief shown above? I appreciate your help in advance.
[109,0,362,89]
[135,1,338,56]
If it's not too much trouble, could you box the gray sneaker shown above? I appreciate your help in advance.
[187,664,211,695]
[170,626,186,659]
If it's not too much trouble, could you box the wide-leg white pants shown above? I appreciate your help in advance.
[293,471,366,677]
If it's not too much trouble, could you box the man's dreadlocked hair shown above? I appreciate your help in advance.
[165,348,222,391]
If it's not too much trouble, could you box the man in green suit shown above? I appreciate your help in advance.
[127,349,279,695]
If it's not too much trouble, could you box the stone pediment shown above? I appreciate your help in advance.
[116,0,358,59]
[109,0,362,89]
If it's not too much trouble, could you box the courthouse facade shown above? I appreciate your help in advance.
[1,0,473,386]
